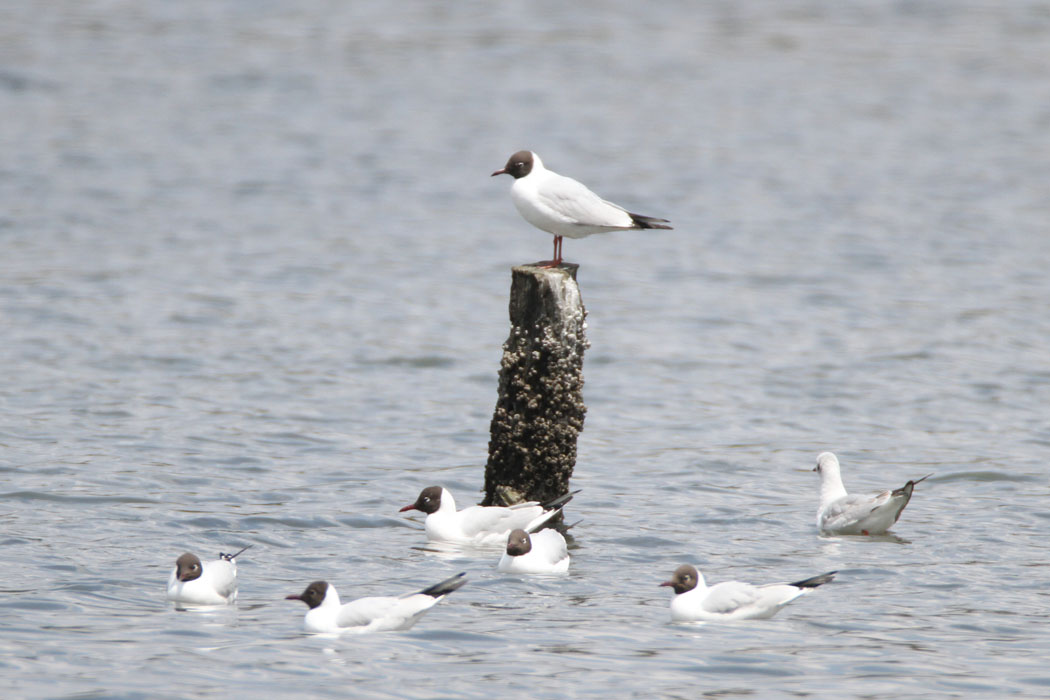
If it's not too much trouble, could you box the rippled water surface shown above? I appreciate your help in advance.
[3,1,1050,698]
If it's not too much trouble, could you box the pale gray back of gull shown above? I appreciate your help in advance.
[814,451,932,535]
[399,485,577,546]
[491,150,671,267]
[285,572,467,634]
[660,564,837,622]
[497,527,570,574]
[166,544,252,606]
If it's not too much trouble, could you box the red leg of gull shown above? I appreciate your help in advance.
[542,235,563,268]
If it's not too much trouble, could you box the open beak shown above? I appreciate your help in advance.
[491,168,507,177]
[399,504,417,512]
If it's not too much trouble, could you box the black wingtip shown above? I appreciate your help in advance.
[790,571,837,589]
[419,572,468,598]
[628,212,673,230]
[219,544,253,561]
[542,489,581,511]
[891,473,932,499]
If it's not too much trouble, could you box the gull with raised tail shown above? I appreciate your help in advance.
[660,565,836,622]
[491,150,672,266]
[814,451,931,535]
[400,486,576,546]
[166,544,252,606]
[285,572,467,634]
[497,528,570,574]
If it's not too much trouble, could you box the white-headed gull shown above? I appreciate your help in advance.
[497,528,570,574]
[166,544,252,606]
[814,452,932,535]
[285,572,467,634]
[491,150,671,266]
[660,565,836,622]
[399,486,575,546]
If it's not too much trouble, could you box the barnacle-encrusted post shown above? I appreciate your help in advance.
[483,263,587,507]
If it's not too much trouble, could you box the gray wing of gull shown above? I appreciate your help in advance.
[538,175,635,229]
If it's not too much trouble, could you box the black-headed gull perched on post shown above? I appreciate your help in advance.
[814,452,932,535]
[491,150,672,267]
[166,545,252,606]
[399,486,576,546]
[285,572,467,634]
[497,528,570,574]
[660,565,836,622]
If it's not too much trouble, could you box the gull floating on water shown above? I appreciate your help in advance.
[814,451,931,535]
[285,573,467,634]
[660,565,836,622]
[497,528,570,574]
[166,545,252,606]
[400,486,576,546]
[491,150,672,267]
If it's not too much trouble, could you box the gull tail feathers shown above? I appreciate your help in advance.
[628,212,673,230]
[891,473,933,498]
[219,544,253,561]
[542,489,581,511]
[789,571,837,589]
[418,572,467,599]
[527,515,581,535]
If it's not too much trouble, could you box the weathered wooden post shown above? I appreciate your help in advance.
[483,263,587,507]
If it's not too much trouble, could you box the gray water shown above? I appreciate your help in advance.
[2,1,1050,698]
